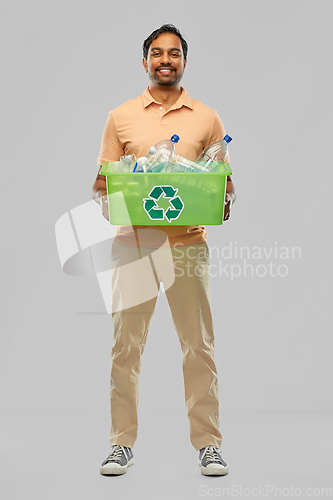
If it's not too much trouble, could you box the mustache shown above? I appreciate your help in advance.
[156,65,176,70]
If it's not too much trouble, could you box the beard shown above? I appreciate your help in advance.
[148,68,184,87]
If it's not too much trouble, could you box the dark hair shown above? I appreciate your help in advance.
[142,24,188,60]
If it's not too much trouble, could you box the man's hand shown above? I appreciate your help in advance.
[224,192,233,221]
[100,192,109,221]
[91,167,109,221]
[223,176,236,221]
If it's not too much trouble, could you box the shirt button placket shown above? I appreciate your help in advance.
[160,107,167,126]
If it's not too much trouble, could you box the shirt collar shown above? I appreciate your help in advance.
[142,86,193,110]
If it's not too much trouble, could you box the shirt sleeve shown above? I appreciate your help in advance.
[208,110,231,163]
[97,111,124,165]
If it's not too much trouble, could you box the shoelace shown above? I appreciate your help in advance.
[106,445,129,464]
[202,445,223,464]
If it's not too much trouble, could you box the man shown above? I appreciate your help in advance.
[92,24,236,476]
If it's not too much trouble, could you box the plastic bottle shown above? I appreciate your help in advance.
[145,146,157,164]
[133,157,149,173]
[171,153,204,173]
[118,154,137,172]
[196,135,232,172]
[146,134,180,172]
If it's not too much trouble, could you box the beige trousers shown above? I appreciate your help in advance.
[109,234,222,451]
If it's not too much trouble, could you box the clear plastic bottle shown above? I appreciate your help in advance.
[172,153,204,173]
[196,135,232,172]
[145,146,157,164]
[146,134,180,172]
[118,154,137,172]
[133,157,149,172]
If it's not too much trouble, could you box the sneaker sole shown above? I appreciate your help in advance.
[100,458,134,475]
[199,461,229,476]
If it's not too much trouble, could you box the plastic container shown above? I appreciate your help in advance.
[99,161,233,225]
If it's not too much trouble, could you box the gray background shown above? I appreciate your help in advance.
[1,0,332,498]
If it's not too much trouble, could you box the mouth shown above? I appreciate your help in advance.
[157,67,175,76]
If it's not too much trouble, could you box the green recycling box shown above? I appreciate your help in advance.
[99,161,233,225]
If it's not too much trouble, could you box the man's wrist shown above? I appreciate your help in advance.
[95,189,107,204]
[226,190,236,203]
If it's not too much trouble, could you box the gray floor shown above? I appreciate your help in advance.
[1,409,332,500]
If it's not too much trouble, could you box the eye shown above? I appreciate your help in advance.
[171,52,180,57]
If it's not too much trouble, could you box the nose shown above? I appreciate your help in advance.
[160,51,171,65]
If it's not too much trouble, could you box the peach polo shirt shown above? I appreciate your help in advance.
[97,87,230,248]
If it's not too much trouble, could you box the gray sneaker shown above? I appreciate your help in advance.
[100,445,134,475]
[199,445,228,476]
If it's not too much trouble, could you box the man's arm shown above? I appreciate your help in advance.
[92,167,107,201]
[208,111,236,220]
[224,175,236,221]
[93,111,124,220]
[92,166,109,220]
[205,114,236,220]
[226,175,236,202]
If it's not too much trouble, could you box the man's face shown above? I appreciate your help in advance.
[143,32,187,87]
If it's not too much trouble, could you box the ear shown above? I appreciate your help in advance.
[184,59,187,70]
[142,58,148,73]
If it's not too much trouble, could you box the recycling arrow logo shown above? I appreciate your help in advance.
[143,185,184,222]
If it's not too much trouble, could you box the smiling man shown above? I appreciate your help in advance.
[143,34,186,91]
[93,24,236,477]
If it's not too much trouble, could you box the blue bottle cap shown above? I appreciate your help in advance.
[223,134,232,143]
[171,134,180,143]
